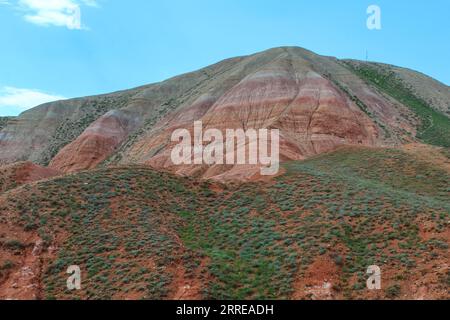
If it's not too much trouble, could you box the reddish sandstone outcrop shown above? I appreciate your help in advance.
[49,110,140,173]
[0,162,60,193]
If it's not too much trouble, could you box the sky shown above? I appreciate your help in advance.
[0,0,449,116]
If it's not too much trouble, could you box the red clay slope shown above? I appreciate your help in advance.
[49,110,140,173]
[0,162,60,193]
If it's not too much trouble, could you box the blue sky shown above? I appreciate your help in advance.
[0,0,449,116]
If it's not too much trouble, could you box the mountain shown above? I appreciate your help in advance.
[1,47,449,180]
[0,47,449,300]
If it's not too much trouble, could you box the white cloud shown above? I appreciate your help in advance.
[0,86,66,114]
[4,0,99,30]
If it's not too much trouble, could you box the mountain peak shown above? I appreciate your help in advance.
[1,47,449,180]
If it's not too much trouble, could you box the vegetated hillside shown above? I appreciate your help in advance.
[0,147,448,300]
[343,61,450,148]
[1,47,449,180]
[351,62,450,117]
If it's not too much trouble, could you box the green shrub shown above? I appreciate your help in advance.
[386,284,401,298]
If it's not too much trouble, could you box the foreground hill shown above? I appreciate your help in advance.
[1,147,448,300]
[1,47,449,180]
